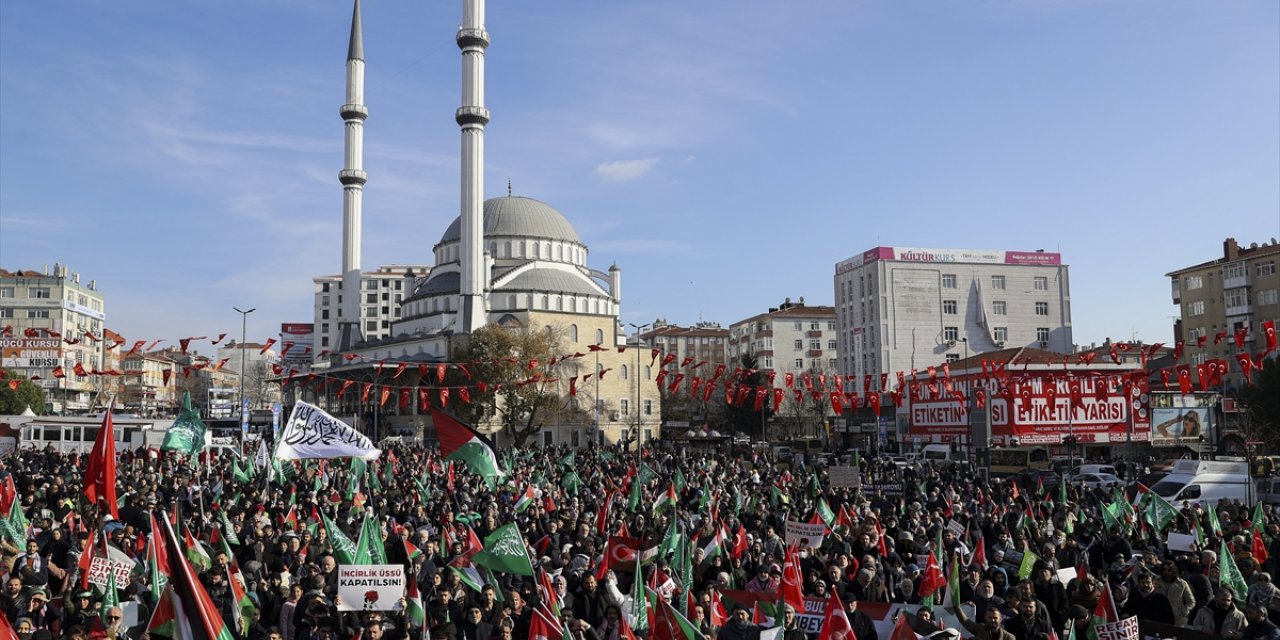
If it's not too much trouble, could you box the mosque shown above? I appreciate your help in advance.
[306,0,661,448]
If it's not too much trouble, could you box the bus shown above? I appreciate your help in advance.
[986,447,1052,478]
[17,416,158,454]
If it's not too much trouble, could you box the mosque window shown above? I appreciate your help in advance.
[569,325,578,342]
[621,365,629,380]
[533,244,540,258]
[508,295,517,309]
[541,295,549,309]
[556,296,563,311]
[596,328,604,344]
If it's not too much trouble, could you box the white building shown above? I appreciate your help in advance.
[833,246,1072,386]
[0,264,107,413]
[312,264,430,357]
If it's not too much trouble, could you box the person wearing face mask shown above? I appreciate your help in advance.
[1122,573,1174,625]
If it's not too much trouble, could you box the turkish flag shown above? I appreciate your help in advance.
[1264,320,1278,354]
[781,546,806,611]
[916,549,945,597]
[606,536,646,571]
[732,525,749,559]
[819,590,856,640]
[1195,363,1209,391]
[869,392,881,414]
[52,365,65,379]
[1235,329,1248,350]
[1176,365,1192,395]
[83,408,120,519]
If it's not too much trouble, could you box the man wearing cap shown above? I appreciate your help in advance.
[22,587,57,630]
[717,604,760,640]
[64,590,98,631]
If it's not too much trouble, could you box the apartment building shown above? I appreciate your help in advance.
[312,264,431,357]
[1167,237,1280,389]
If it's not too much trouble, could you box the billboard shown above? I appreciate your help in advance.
[1,337,64,369]
[837,247,1063,273]
[279,323,315,369]
[907,373,1150,445]
[1151,407,1212,448]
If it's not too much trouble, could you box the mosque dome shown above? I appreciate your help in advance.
[438,196,581,246]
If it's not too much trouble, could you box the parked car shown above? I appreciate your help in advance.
[1071,472,1123,489]
[1020,468,1062,488]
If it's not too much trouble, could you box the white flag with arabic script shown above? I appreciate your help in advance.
[275,401,381,460]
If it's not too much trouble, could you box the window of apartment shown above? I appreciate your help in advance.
[1224,262,1247,279]
[991,275,1006,290]
[993,301,1007,315]
[946,354,960,363]
[366,320,377,331]
[810,321,820,330]
[0,309,12,318]
[27,287,50,299]
[1225,289,1249,308]
[943,326,959,341]
[828,340,837,350]
[794,322,802,330]
[1258,289,1279,306]
[827,321,836,330]
[1034,276,1048,291]
[1035,302,1049,316]
[1188,327,1205,341]
[619,399,630,417]
[1036,327,1050,343]
[1188,300,1206,316]
[1185,276,1203,290]
[943,300,957,315]
[1,287,16,298]
[809,340,821,351]
[794,359,803,369]
[321,310,330,320]
[322,282,331,293]
[321,295,330,306]
[994,327,1008,342]
[27,310,49,319]
[941,274,957,289]
[762,357,773,369]
[793,339,803,350]
[1259,261,1277,277]
[320,336,330,347]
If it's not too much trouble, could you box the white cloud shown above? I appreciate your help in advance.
[592,157,660,182]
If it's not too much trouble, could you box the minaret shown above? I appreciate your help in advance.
[457,0,490,333]
[338,0,368,350]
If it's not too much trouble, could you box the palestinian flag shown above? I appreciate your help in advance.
[701,526,725,561]
[405,538,423,561]
[181,521,212,574]
[406,579,426,630]
[654,483,678,514]
[156,513,237,640]
[515,485,538,513]
[431,407,503,489]
[148,513,171,597]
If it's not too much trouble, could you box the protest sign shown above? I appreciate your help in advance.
[88,556,134,588]
[1094,615,1139,640]
[338,564,405,611]
[1167,532,1197,552]
[828,466,859,489]
[784,520,828,549]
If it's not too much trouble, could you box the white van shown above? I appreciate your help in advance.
[921,444,957,467]
[1168,474,1252,509]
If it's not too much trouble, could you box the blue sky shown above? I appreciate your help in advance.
[2,0,1277,351]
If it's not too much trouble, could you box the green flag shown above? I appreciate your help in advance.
[631,566,650,631]
[674,469,687,493]
[221,512,241,546]
[161,391,206,455]
[561,471,583,494]
[102,570,121,622]
[658,519,683,562]
[558,451,576,468]
[1017,548,1040,581]
[354,515,387,565]
[1208,504,1223,536]
[473,524,534,577]
[1145,491,1179,532]
[817,499,836,527]
[322,511,358,565]
[1221,540,1248,599]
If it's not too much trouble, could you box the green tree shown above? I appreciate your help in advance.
[723,353,773,439]
[0,367,46,414]
[1239,355,1280,438]
[445,324,578,448]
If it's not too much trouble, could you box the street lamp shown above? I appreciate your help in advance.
[961,337,972,463]
[233,306,256,427]
[628,322,651,462]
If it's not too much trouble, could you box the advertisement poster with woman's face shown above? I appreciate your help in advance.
[1151,407,1212,447]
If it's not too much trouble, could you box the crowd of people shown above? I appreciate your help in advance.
[2,440,1280,640]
